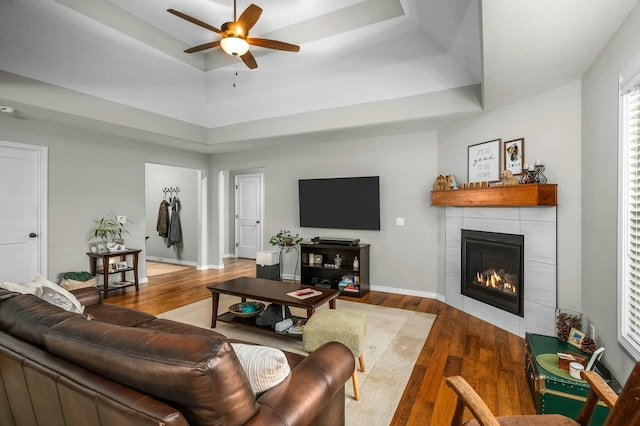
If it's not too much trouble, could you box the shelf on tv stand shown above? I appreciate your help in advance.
[300,242,370,297]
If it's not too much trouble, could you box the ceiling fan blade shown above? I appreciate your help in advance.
[184,41,220,53]
[167,9,223,35]
[237,4,262,33]
[248,38,300,52]
[240,51,258,69]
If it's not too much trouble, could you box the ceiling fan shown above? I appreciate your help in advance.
[167,1,300,69]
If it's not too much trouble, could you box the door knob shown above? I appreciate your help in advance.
[256,220,260,224]
[29,232,38,238]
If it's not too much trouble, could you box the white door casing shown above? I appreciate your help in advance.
[0,141,47,282]
[235,174,263,259]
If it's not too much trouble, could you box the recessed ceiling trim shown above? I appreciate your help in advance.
[206,84,482,145]
[0,70,207,145]
[56,0,405,72]
[55,0,205,70]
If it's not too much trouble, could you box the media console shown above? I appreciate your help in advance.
[300,242,370,297]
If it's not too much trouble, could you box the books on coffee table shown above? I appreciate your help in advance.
[287,288,322,299]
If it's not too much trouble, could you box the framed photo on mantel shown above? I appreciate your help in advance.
[503,138,525,175]
[468,139,501,183]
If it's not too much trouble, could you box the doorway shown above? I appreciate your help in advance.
[144,163,201,273]
[0,141,48,282]
[234,173,264,259]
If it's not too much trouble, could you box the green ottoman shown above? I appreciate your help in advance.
[303,309,366,400]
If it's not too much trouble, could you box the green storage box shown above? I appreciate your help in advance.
[525,333,610,425]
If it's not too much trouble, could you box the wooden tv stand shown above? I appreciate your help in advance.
[300,242,370,297]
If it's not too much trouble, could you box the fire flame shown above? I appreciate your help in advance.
[474,270,517,294]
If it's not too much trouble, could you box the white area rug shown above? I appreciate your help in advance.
[158,295,436,425]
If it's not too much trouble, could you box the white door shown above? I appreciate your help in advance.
[235,174,263,259]
[0,142,47,282]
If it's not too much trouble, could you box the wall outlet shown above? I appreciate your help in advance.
[590,323,596,340]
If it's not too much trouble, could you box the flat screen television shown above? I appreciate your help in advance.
[298,176,380,230]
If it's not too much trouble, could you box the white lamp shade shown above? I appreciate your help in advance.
[220,36,250,56]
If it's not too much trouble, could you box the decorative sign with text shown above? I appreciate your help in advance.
[468,139,501,183]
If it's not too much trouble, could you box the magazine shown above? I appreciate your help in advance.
[287,288,322,299]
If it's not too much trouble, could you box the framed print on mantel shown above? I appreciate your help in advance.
[468,139,501,183]
[503,138,525,175]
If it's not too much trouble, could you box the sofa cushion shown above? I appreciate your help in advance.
[138,318,227,340]
[0,293,80,346]
[83,303,155,327]
[230,343,291,395]
[44,317,259,426]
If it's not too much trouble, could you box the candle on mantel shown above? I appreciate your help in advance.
[523,164,529,170]
[535,160,542,166]
[528,164,535,171]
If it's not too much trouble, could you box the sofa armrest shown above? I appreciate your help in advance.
[247,342,355,425]
[71,286,102,306]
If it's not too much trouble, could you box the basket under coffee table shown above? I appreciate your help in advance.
[206,277,340,340]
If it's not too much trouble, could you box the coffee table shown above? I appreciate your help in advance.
[207,277,340,340]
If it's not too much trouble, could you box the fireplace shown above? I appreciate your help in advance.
[461,230,524,317]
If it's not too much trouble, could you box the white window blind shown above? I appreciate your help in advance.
[620,82,640,360]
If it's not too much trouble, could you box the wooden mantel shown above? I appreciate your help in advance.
[431,184,557,207]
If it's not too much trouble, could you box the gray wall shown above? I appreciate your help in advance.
[0,117,209,281]
[145,163,199,264]
[582,1,640,382]
[210,132,441,296]
[438,81,583,309]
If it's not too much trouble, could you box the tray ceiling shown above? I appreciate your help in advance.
[0,0,638,152]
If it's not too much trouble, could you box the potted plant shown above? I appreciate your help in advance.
[269,229,303,252]
[90,212,130,249]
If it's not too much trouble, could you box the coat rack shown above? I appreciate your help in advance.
[162,187,180,200]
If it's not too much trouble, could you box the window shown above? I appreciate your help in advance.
[619,66,640,361]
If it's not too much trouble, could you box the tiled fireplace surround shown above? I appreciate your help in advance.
[445,206,557,337]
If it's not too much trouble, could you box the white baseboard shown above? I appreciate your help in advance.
[197,264,225,270]
[146,256,197,267]
[370,284,445,301]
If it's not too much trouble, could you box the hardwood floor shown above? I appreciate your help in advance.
[107,258,536,425]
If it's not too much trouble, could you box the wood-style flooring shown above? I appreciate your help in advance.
[107,258,536,425]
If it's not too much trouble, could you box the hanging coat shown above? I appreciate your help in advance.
[167,198,182,247]
[157,200,170,237]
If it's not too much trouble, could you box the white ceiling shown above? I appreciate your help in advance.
[0,0,638,153]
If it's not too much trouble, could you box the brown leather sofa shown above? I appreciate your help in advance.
[0,287,355,426]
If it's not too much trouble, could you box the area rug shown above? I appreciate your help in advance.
[158,296,436,425]
[145,261,192,277]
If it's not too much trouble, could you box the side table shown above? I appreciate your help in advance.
[525,333,612,424]
[87,248,141,299]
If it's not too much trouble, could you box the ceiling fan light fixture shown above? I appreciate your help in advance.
[220,36,249,56]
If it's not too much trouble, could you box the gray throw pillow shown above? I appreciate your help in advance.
[39,286,83,313]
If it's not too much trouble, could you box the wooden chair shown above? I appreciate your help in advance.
[445,362,640,426]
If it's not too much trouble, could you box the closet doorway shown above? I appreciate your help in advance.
[234,173,264,259]
[145,163,201,275]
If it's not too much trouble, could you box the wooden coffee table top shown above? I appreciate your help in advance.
[206,276,340,310]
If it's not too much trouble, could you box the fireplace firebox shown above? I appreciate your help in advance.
[461,230,524,317]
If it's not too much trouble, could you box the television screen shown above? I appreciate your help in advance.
[298,176,380,230]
